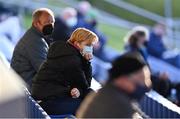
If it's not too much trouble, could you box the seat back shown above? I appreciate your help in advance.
[140,90,180,118]
[24,89,50,119]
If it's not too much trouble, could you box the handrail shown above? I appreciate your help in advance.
[104,0,165,23]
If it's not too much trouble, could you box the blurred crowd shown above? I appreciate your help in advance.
[0,4,22,62]
[0,0,180,118]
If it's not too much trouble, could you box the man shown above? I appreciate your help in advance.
[77,52,152,118]
[11,8,55,87]
[75,1,91,29]
[52,7,77,42]
[147,23,167,58]
[147,23,180,68]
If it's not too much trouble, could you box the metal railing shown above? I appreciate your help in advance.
[104,0,165,23]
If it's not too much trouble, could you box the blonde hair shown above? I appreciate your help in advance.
[32,8,54,22]
[68,28,98,45]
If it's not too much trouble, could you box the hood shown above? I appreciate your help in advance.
[47,41,80,59]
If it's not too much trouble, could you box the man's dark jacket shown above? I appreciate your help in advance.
[32,41,92,100]
[77,83,147,118]
[11,26,49,86]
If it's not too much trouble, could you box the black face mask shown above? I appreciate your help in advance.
[42,24,54,36]
[90,20,97,28]
[129,84,151,101]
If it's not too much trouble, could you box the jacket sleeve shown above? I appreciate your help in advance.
[62,56,91,97]
[82,58,92,86]
[26,38,48,72]
[147,34,167,58]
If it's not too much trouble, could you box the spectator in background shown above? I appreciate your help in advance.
[124,26,149,61]
[84,9,110,62]
[77,52,152,118]
[11,8,55,87]
[52,7,77,42]
[147,23,180,69]
[32,28,98,115]
[75,1,92,28]
[125,26,171,97]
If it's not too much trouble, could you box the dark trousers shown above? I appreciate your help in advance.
[39,97,82,115]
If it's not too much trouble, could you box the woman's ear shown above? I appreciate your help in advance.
[75,41,83,50]
[74,41,79,47]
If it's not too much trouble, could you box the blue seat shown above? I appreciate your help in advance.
[24,89,50,119]
[25,88,76,119]
[140,90,180,118]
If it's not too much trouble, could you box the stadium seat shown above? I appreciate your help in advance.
[24,89,50,119]
[140,90,180,118]
[23,78,100,119]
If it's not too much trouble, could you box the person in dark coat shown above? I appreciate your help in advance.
[52,17,70,42]
[74,1,92,29]
[77,52,152,118]
[52,8,77,42]
[147,23,180,69]
[32,28,99,115]
[124,26,171,98]
[11,8,55,87]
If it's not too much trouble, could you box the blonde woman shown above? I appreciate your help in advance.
[32,28,98,115]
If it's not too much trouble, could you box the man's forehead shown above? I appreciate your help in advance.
[39,12,53,19]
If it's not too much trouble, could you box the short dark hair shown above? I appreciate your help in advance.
[108,51,147,81]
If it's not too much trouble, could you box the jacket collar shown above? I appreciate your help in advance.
[31,26,44,38]
[67,41,80,51]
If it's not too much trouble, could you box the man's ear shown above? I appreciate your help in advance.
[32,21,38,28]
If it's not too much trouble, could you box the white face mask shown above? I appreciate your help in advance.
[82,46,93,55]
[66,17,77,27]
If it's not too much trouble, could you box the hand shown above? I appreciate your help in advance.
[71,88,80,98]
[84,53,93,61]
